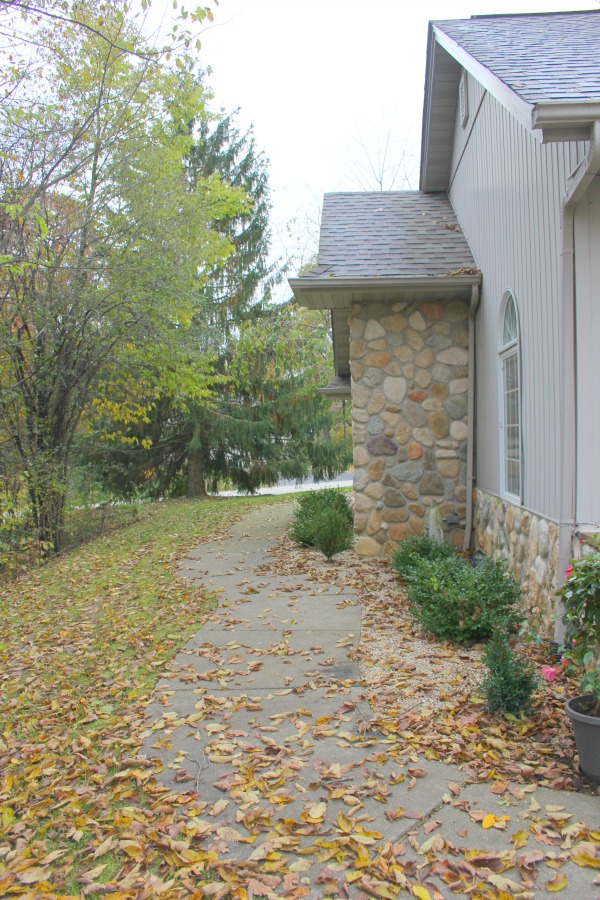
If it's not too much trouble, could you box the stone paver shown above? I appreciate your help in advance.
[142,502,600,899]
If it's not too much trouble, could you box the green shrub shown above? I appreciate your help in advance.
[290,489,352,549]
[313,508,353,559]
[482,629,538,716]
[407,555,522,645]
[392,533,456,582]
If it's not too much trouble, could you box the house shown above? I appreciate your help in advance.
[289,10,600,636]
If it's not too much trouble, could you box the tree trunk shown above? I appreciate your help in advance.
[26,455,68,553]
[187,450,208,499]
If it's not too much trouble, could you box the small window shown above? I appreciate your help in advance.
[459,71,469,128]
[499,292,521,501]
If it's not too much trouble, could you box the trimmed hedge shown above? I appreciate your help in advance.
[391,533,523,645]
[406,554,522,644]
[392,533,456,582]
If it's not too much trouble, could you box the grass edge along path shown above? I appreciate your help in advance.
[0,495,282,899]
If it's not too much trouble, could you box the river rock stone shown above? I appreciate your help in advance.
[366,435,398,456]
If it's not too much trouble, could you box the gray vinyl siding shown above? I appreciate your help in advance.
[574,176,600,530]
[448,79,587,520]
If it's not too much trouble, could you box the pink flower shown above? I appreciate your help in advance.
[542,666,557,681]
[565,565,573,579]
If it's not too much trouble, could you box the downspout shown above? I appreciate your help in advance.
[555,119,600,642]
[463,283,480,551]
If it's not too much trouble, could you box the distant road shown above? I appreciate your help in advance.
[217,471,353,497]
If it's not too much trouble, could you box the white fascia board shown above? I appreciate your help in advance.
[289,273,482,310]
[289,274,481,293]
[536,102,600,143]
[419,25,438,191]
[534,101,600,130]
[432,25,535,135]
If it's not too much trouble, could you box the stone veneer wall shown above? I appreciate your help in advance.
[350,298,470,556]
[474,489,560,635]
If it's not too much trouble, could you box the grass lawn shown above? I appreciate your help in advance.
[0,495,279,898]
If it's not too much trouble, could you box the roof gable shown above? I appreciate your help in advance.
[421,10,600,191]
[436,11,600,106]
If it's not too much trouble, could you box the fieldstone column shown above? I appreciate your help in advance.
[350,299,469,556]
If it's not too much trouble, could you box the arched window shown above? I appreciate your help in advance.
[499,292,521,501]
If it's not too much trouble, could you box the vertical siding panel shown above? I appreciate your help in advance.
[449,89,587,520]
[575,178,600,527]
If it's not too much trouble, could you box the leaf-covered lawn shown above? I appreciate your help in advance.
[0,496,274,898]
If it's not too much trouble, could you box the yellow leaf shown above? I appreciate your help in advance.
[511,830,529,849]
[413,886,432,900]
[482,813,510,830]
[337,812,353,833]
[371,884,398,899]
[1,807,15,830]
[346,870,364,884]
[571,853,600,869]
[546,872,568,892]
[119,839,144,861]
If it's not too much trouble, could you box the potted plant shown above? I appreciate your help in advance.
[556,547,600,782]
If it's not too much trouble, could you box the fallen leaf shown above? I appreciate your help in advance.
[546,872,568,892]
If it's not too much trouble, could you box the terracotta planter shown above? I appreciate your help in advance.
[565,695,600,782]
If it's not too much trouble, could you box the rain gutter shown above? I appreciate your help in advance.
[463,284,480,551]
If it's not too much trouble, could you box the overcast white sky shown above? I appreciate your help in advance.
[196,0,598,272]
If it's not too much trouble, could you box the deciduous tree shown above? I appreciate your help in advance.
[0,0,247,549]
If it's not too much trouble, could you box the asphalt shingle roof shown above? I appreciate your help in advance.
[434,11,600,105]
[306,192,476,279]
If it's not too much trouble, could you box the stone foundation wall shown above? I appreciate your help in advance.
[350,298,470,556]
[474,489,560,635]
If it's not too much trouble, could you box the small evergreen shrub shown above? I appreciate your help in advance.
[482,629,538,716]
[407,555,522,644]
[290,489,353,557]
[313,508,353,559]
[289,493,323,547]
[392,533,456,582]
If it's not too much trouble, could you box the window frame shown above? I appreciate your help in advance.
[498,291,522,504]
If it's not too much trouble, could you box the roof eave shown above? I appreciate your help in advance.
[289,273,482,311]
[533,101,600,142]
[318,384,352,399]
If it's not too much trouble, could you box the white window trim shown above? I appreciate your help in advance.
[498,291,522,505]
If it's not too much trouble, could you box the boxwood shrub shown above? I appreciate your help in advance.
[392,534,456,582]
[407,554,522,645]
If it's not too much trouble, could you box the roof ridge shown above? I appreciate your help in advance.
[324,190,424,198]
[470,9,600,20]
